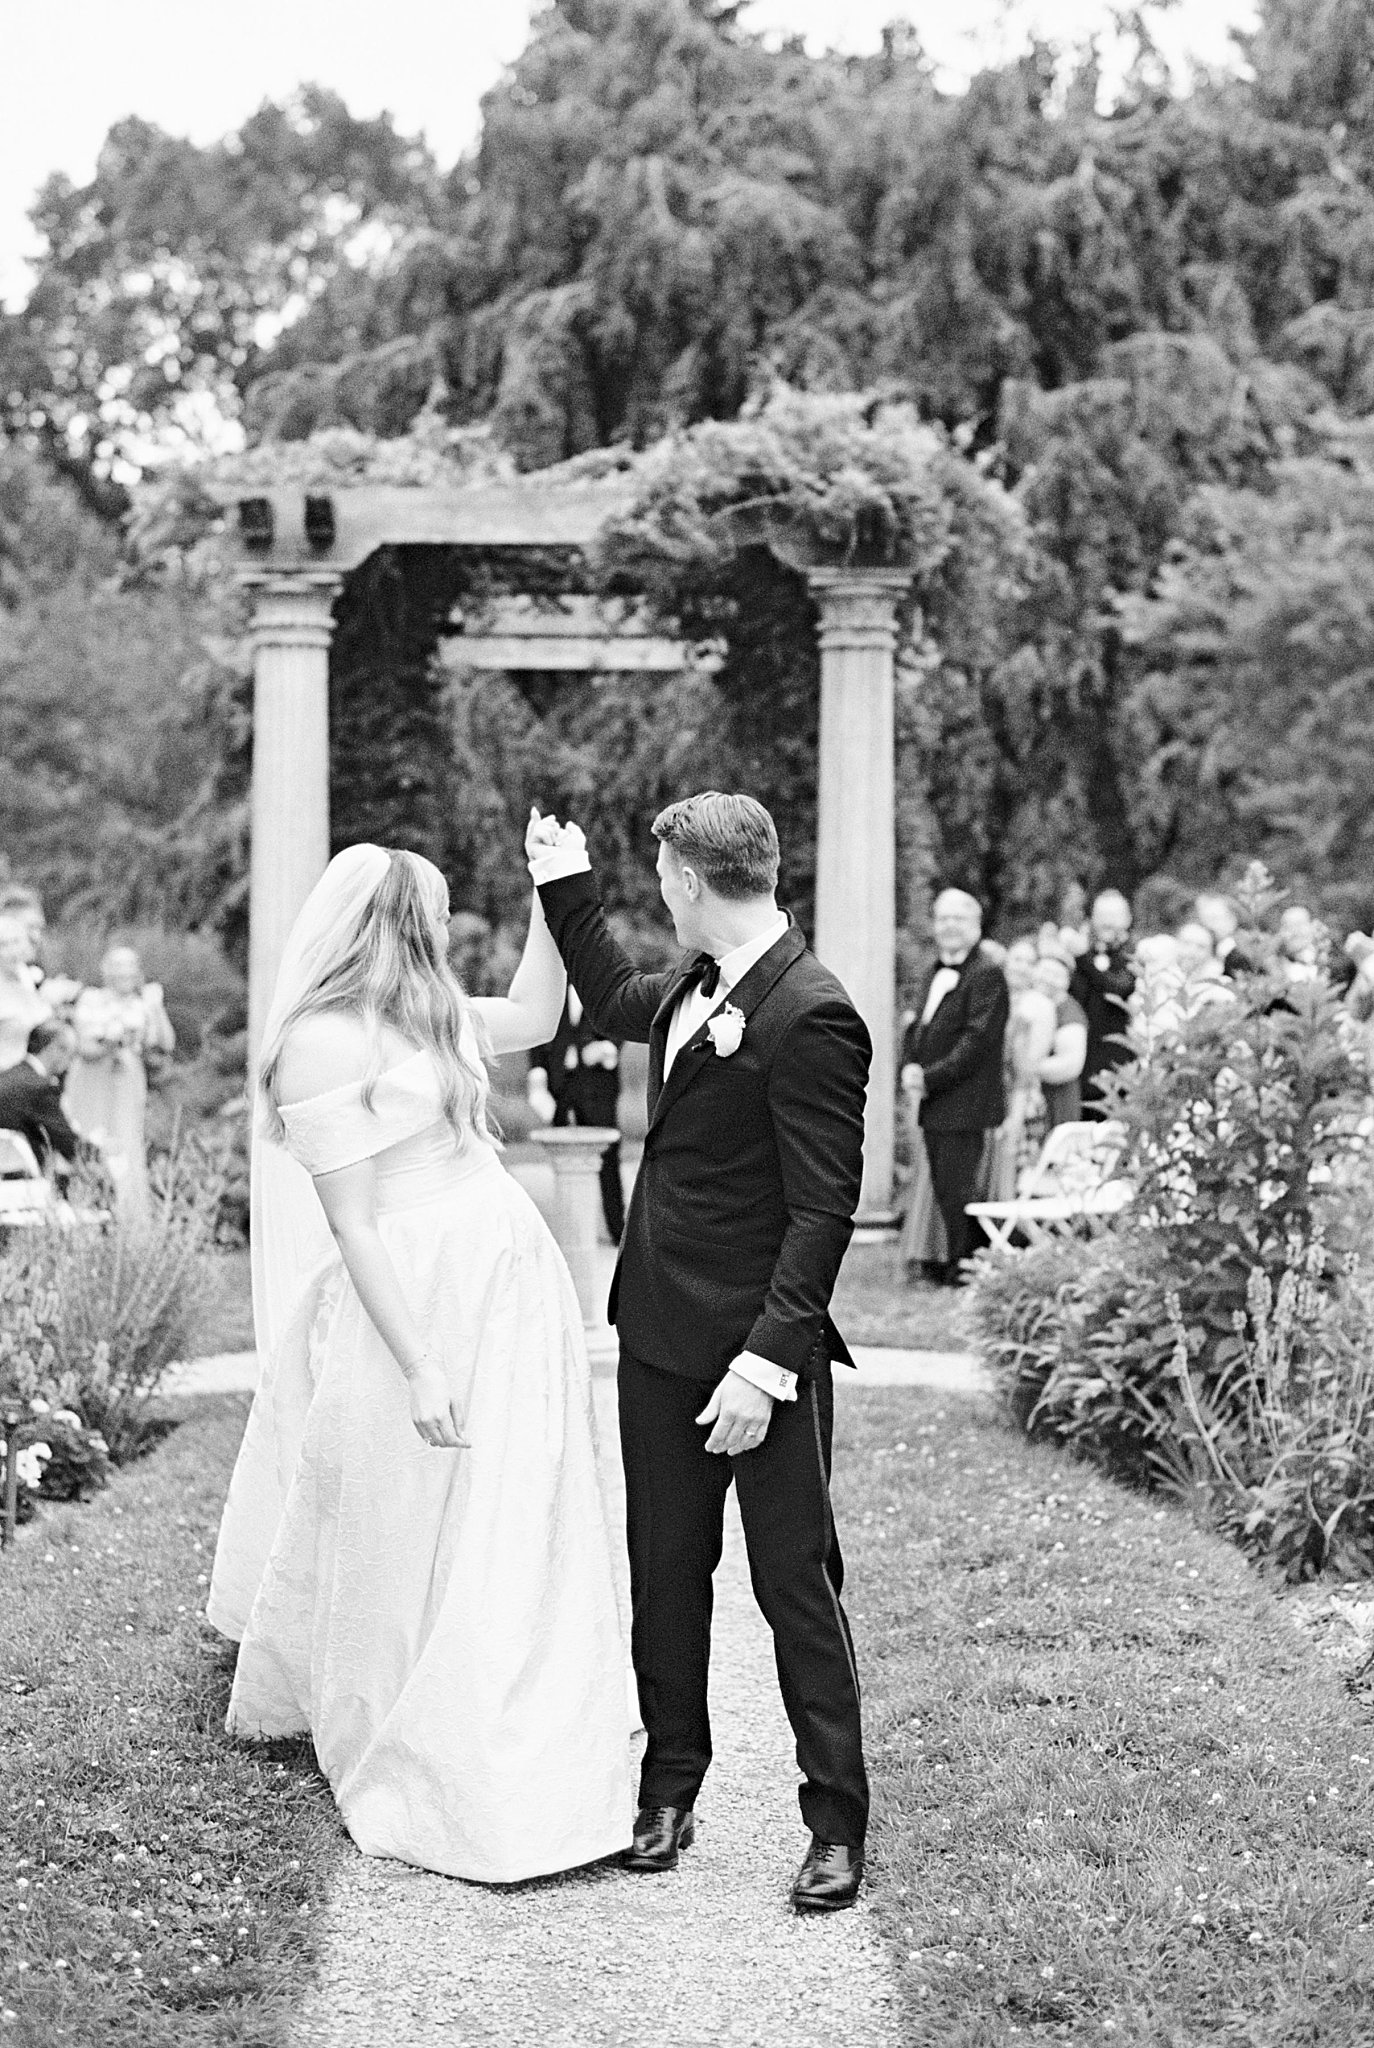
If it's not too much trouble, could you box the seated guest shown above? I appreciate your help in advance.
[1070,890,1136,1118]
[901,889,1009,1284]
[0,914,52,1070]
[1030,950,1089,1127]
[0,1020,90,1178]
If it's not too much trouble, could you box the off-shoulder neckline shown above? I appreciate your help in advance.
[278,1047,432,1115]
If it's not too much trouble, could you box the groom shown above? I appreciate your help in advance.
[528,792,871,1911]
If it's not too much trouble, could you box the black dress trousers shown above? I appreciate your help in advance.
[616,1348,869,1849]
[922,1126,987,1273]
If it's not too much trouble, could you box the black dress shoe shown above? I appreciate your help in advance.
[791,1836,864,1912]
[623,1804,696,1872]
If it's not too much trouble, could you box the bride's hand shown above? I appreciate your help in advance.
[406,1360,469,1449]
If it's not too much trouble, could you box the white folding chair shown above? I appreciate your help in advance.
[0,1128,56,1226]
[966,1119,1130,1251]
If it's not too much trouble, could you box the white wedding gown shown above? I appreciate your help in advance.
[207,1049,634,1883]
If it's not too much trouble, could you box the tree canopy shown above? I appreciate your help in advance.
[7,0,1374,952]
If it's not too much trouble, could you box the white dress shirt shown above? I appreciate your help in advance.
[529,840,799,1406]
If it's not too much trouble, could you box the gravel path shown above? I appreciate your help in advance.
[288,1377,904,2048]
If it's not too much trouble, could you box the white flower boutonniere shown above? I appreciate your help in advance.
[706,1002,746,1058]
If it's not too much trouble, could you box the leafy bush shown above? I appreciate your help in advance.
[8,1138,222,1463]
[0,1266,111,1529]
[969,922,1374,1576]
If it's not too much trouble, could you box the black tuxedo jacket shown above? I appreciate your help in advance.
[533,998,623,1128]
[904,946,1008,1131]
[537,871,870,1384]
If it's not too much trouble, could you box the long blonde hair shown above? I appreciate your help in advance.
[259,850,496,1146]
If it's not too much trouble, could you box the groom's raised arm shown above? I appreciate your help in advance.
[533,857,676,1047]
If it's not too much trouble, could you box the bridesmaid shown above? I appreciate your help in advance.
[66,945,175,1225]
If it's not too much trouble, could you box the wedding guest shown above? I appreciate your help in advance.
[1194,892,1252,977]
[1278,904,1322,984]
[986,937,1056,1202]
[1070,889,1136,1118]
[0,914,52,1071]
[1031,950,1089,1126]
[0,885,81,1013]
[528,987,626,1241]
[0,1020,90,1179]
[66,944,175,1225]
[901,890,1009,1283]
[1343,934,1374,1048]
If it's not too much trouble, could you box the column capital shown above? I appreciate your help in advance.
[807,567,915,654]
[240,567,344,652]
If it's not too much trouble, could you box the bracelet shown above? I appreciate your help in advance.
[399,1350,435,1383]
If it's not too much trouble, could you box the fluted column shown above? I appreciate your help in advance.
[809,568,913,1223]
[242,570,343,1063]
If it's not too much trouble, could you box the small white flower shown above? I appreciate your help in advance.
[706,1003,746,1058]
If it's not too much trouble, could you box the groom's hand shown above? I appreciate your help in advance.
[525,804,563,862]
[697,1370,775,1456]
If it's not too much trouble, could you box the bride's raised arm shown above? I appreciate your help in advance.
[470,887,567,1056]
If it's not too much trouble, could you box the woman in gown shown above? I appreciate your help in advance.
[66,945,176,1226]
[207,838,633,1883]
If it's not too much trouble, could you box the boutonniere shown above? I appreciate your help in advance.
[706,1003,746,1058]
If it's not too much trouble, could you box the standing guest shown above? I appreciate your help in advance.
[0,886,80,1012]
[1031,951,1089,1126]
[0,915,51,1071]
[1194,892,1252,978]
[901,890,1009,1284]
[986,937,1056,1202]
[1174,921,1231,1011]
[1277,905,1323,985]
[528,987,626,1242]
[1070,890,1136,1118]
[66,945,175,1226]
[0,1020,91,1180]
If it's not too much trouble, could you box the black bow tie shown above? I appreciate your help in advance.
[690,953,721,998]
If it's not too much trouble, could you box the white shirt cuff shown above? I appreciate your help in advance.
[729,1352,799,1403]
[528,847,593,886]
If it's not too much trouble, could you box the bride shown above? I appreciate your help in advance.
[207,831,633,1883]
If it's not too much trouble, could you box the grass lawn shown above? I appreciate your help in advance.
[835,1387,1374,2046]
[833,1237,972,1352]
[0,1397,344,2047]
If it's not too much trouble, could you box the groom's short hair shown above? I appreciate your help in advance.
[652,792,780,900]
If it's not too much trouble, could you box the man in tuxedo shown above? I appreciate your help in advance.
[528,792,870,1912]
[528,990,625,1241]
[1070,889,1137,1117]
[0,1020,88,1178]
[901,890,1009,1283]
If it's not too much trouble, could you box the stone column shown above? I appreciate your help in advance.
[242,570,343,1063]
[529,1126,620,1357]
[808,568,914,1224]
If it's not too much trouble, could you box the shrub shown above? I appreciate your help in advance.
[969,914,1374,1576]
[0,1267,112,1533]
[8,1136,222,1463]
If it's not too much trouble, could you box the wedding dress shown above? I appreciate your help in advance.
[207,1041,634,1883]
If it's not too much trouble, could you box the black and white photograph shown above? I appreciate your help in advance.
[2,0,1374,2042]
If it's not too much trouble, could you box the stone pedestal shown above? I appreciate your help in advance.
[243,570,343,1063]
[530,1126,620,1337]
[808,568,914,1224]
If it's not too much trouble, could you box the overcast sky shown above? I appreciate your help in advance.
[1,0,1258,309]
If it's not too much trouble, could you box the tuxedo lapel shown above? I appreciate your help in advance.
[646,923,806,1136]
